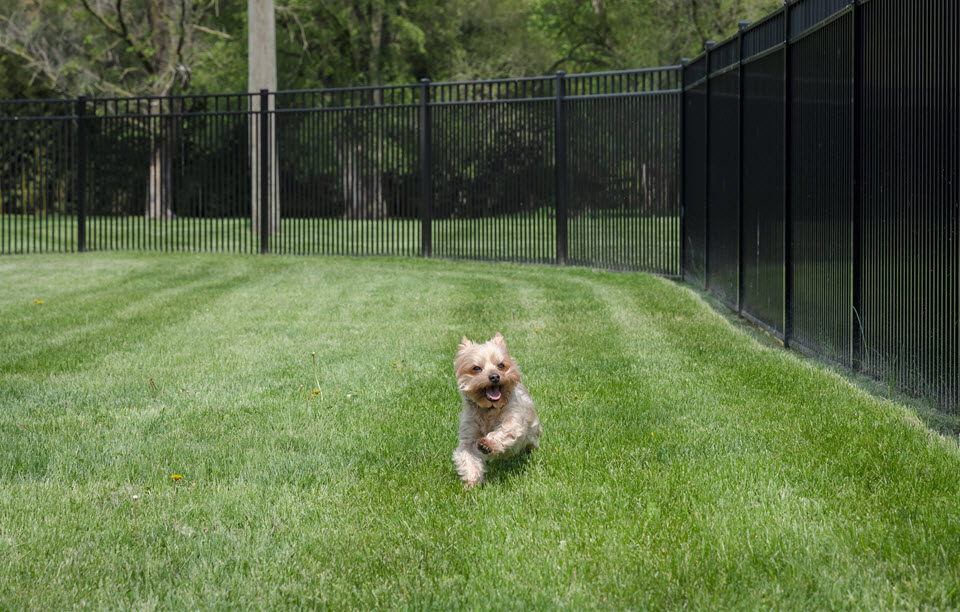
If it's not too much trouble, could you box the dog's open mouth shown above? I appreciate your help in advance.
[484,386,502,402]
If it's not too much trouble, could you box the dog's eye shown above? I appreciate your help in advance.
[497,363,505,370]
[472,366,482,372]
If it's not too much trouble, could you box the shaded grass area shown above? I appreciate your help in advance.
[1,253,959,609]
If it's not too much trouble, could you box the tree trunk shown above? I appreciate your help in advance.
[337,128,387,221]
[248,0,280,234]
[250,95,280,234]
[145,99,175,220]
[334,3,388,221]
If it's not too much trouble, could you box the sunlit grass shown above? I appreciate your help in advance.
[1,252,958,609]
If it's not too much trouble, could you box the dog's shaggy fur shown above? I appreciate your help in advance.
[451,333,541,488]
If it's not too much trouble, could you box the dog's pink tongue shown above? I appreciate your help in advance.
[485,387,502,402]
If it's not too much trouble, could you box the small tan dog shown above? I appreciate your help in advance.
[452,333,541,488]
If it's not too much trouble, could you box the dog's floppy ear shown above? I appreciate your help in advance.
[491,332,506,346]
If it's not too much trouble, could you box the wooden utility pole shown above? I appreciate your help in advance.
[248,0,279,236]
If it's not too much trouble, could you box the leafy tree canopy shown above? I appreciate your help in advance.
[0,0,783,98]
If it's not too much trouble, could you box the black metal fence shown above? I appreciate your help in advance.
[0,68,682,274]
[684,0,959,411]
[1,0,957,412]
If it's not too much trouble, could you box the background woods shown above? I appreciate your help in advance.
[0,0,783,97]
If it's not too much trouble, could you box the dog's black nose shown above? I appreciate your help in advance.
[489,373,500,383]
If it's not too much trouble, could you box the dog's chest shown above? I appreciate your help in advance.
[476,405,505,434]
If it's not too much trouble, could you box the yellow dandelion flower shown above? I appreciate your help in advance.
[33,299,44,304]
[171,474,183,480]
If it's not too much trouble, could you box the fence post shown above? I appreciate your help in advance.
[680,59,689,281]
[738,22,750,314]
[783,0,794,347]
[259,89,270,254]
[703,41,715,292]
[555,71,568,266]
[419,78,432,258]
[851,0,863,370]
[76,96,87,253]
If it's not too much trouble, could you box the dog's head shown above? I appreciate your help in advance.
[454,332,522,409]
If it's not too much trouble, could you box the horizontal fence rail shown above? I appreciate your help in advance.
[683,0,959,412]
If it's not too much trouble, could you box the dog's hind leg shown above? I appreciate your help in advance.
[452,443,485,489]
[528,422,542,449]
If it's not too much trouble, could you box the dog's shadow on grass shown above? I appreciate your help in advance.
[482,451,538,488]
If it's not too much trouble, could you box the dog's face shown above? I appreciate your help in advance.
[455,333,522,409]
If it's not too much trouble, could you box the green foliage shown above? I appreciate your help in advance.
[270,0,474,88]
[0,0,238,96]
[0,53,56,100]
[1,0,788,96]
[529,0,658,72]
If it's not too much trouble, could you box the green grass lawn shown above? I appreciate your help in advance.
[2,252,959,609]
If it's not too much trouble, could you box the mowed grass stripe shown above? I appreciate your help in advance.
[1,252,958,609]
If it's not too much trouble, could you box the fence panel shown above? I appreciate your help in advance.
[682,0,958,412]
[429,78,557,265]
[1,72,682,269]
[788,7,854,365]
[274,86,422,257]
[566,69,681,275]
[682,61,708,287]
[741,28,786,337]
[860,0,959,410]
[79,95,257,254]
[706,39,741,307]
[0,100,78,253]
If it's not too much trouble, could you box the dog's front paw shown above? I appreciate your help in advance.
[477,437,498,455]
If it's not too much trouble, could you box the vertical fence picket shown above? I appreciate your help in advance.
[851,0,863,372]
[419,79,432,259]
[75,96,87,253]
[259,89,270,255]
[555,71,568,266]
[784,0,794,348]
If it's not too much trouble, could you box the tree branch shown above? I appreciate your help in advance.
[687,0,711,47]
[78,0,124,37]
[175,0,189,90]
[78,0,157,75]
